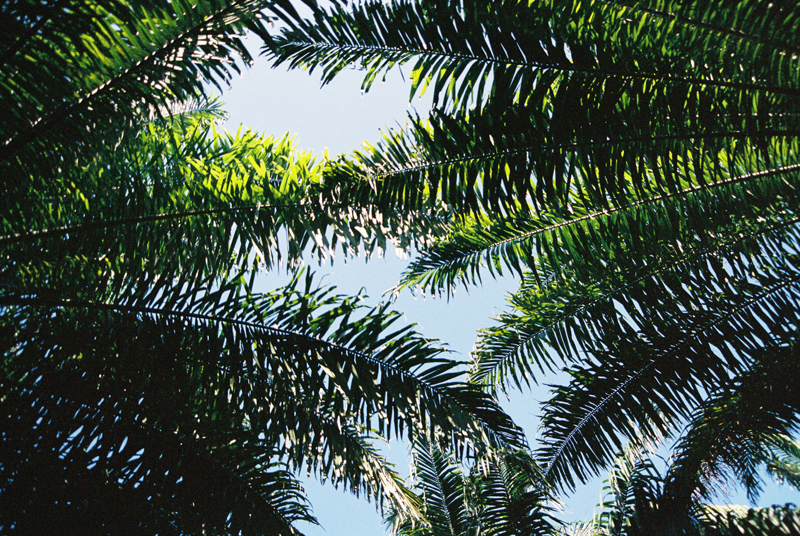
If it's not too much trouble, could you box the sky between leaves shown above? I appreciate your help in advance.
[215,31,796,536]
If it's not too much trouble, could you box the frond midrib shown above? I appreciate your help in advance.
[0,0,260,161]
[474,213,800,389]
[370,129,800,183]
[543,270,800,479]
[4,295,524,453]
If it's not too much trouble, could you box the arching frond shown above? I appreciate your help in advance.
[698,504,800,536]
[595,438,667,536]
[397,162,800,299]
[467,173,800,387]
[350,84,800,216]
[269,0,800,115]
[663,346,800,506]
[0,0,290,169]
[0,306,313,535]
[409,434,466,536]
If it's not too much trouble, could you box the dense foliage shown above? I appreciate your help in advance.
[269,0,800,533]
[6,0,800,533]
[1,0,526,534]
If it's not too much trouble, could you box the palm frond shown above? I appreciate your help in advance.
[475,451,561,536]
[397,162,800,299]
[264,0,800,526]
[2,114,326,305]
[1,0,280,170]
[605,0,800,56]
[530,223,800,490]
[663,346,800,506]
[409,433,466,536]
[0,307,312,536]
[352,86,800,216]
[765,437,800,493]
[595,438,666,536]
[278,410,422,521]
[470,194,800,392]
[698,503,800,536]
[2,110,445,303]
[269,0,800,116]
[3,266,527,459]
[389,437,559,536]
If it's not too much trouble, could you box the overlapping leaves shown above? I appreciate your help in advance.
[270,0,800,217]
[388,434,559,536]
[269,0,800,507]
[1,257,528,532]
[587,435,800,535]
[1,0,529,531]
[269,0,800,114]
[0,0,299,172]
[534,214,800,489]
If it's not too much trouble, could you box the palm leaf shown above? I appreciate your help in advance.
[269,0,800,115]
[663,346,800,506]
[1,113,326,307]
[470,175,800,391]
[699,504,800,536]
[1,266,528,482]
[1,0,283,167]
[397,161,800,298]
[474,451,560,536]
[765,438,800,494]
[410,433,467,536]
[350,84,800,215]
[0,306,311,536]
[389,436,560,536]
[595,437,666,536]
[537,260,800,491]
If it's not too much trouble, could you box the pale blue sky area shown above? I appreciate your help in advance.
[217,34,797,536]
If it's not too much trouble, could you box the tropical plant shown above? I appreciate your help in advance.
[1,0,528,533]
[588,439,800,536]
[267,0,800,522]
[700,504,800,536]
[386,434,559,536]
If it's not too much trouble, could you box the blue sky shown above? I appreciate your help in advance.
[217,35,798,536]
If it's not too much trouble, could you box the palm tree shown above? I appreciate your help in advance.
[386,434,559,536]
[589,438,800,535]
[1,0,528,533]
[268,0,800,518]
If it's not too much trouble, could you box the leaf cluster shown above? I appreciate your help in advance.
[270,0,800,520]
[1,0,529,532]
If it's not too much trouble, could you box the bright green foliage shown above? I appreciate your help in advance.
[270,0,800,525]
[1,0,528,533]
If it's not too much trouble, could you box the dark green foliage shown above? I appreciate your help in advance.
[271,0,800,526]
[387,435,559,536]
[1,0,528,532]
[590,440,800,536]
[0,308,312,535]
[701,504,800,536]
[1,267,524,534]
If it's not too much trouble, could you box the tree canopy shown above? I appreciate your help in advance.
[268,0,800,532]
[1,0,526,533]
[5,0,800,534]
